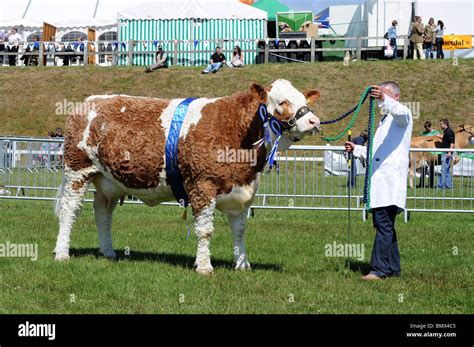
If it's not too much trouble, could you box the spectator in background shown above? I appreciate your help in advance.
[437,119,455,189]
[347,129,368,188]
[435,20,445,59]
[55,128,64,166]
[40,132,57,167]
[202,46,226,74]
[418,121,440,188]
[411,16,425,60]
[228,45,244,67]
[424,18,436,59]
[5,27,22,66]
[55,128,64,138]
[145,45,168,73]
[422,121,440,136]
[387,20,399,59]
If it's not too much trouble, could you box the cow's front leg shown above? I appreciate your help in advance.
[228,208,251,271]
[193,198,216,275]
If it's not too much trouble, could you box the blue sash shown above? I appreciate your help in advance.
[165,98,196,207]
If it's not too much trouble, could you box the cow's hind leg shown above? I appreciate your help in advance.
[93,187,119,259]
[54,168,96,260]
[228,208,251,271]
[92,175,126,259]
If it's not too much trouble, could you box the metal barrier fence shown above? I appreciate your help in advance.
[2,35,473,67]
[1,137,473,221]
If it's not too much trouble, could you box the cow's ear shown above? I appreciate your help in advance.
[304,90,320,105]
[251,83,267,103]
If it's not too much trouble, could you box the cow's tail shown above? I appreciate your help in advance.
[54,176,67,218]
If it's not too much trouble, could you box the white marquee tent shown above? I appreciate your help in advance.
[0,0,134,41]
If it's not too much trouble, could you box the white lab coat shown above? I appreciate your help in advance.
[353,95,413,210]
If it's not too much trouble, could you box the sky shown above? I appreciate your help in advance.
[279,0,365,14]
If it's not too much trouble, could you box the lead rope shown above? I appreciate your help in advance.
[363,95,377,211]
[321,88,377,271]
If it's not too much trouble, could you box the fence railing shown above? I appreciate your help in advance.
[1,35,473,67]
[1,137,473,221]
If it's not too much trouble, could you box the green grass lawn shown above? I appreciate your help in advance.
[0,199,472,314]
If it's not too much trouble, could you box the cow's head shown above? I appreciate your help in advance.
[251,79,321,149]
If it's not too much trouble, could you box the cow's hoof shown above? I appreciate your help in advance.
[100,250,117,260]
[55,253,70,261]
[196,267,214,276]
[235,261,251,271]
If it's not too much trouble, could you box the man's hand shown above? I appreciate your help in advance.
[345,141,355,153]
[370,85,385,100]
[446,153,452,159]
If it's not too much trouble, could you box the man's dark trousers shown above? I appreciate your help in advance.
[370,205,401,277]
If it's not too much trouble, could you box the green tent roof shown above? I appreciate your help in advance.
[252,0,290,21]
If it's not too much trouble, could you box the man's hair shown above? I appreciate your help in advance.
[424,121,432,128]
[380,81,400,95]
[215,46,220,49]
[392,20,397,26]
[440,118,450,127]
[360,129,368,139]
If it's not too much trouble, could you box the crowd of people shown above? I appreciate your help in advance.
[387,16,446,60]
[0,27,85,67]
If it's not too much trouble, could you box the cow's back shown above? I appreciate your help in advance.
[70,95,170,190]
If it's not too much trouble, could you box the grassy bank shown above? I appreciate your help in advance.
[1,59,473,143]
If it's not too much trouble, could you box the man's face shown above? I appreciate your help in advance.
[439,122,447,130]
[216,48,220,54]
[380,85,400,101]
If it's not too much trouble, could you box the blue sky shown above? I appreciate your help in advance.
[279,0,365,14]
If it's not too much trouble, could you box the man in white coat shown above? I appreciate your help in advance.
[345,82,413,281]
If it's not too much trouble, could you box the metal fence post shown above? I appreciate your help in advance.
[310,37,315,63]
[127,40,134,66]
[356,37,362,60]
[264,40,269,64]
[403,36,408,59]
[173,41,178,66]
[38,41,44,66]
[83,43,88,66]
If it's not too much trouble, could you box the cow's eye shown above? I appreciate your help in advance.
[278,101,286,106]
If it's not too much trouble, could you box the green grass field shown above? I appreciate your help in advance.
[0,199,472,314]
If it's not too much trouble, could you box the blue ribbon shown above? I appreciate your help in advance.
[165,98,196,207]
[258,104,282,169]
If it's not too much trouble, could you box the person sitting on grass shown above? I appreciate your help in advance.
[145,45,168,73]
[202,46,226,74]
[228,45,243,67]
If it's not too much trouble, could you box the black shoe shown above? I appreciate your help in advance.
[212,69,217,73]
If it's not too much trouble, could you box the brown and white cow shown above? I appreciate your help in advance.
[54,79,321,275]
